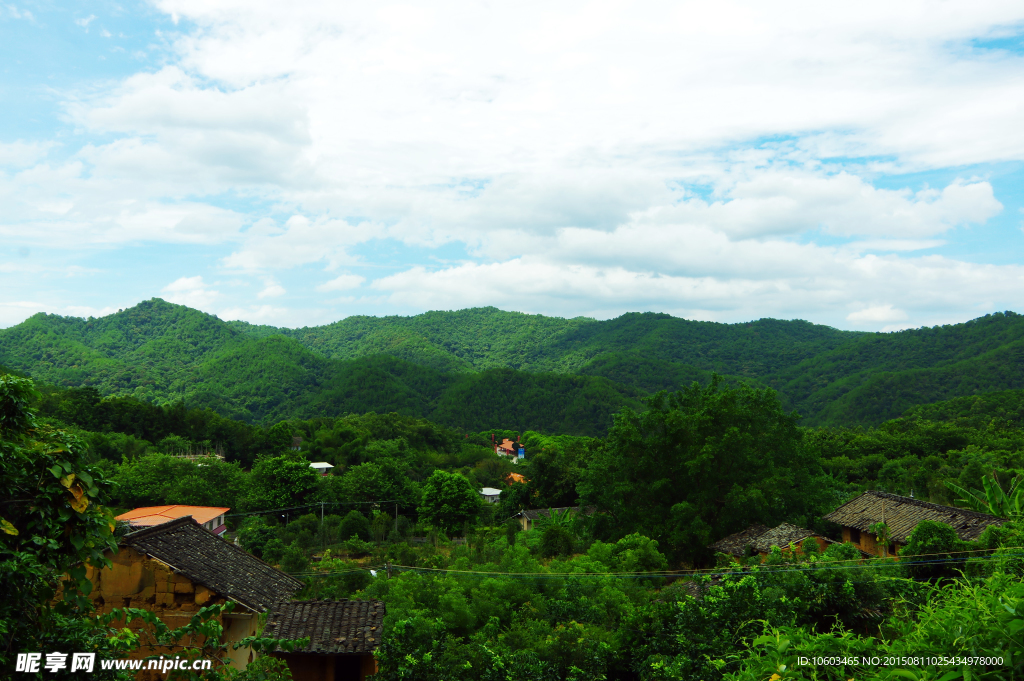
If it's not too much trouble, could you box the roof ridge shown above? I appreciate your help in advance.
[862,490,1002,520]
[122,515,197,541]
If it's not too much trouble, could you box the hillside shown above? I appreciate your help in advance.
[3,299,1024,429]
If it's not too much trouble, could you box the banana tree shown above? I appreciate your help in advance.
[944,473,1024,518]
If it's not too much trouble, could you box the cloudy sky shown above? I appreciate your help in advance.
[2,0,1024,331]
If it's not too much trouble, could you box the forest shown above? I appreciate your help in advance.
[4,368,1024,680]
[4,299,1024,431]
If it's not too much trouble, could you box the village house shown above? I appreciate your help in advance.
[263,599,386,681]
[82,517,303,679]
[710,522,834,560]
[479,487,502,503]
[824,490,1005,557]
[309,462,335,476]
[116,505,230,536]
[492,435,524,462]
[514,506,596,532]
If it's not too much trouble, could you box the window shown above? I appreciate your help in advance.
[849,528,861,545]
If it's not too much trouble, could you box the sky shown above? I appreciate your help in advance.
[2,1,1024,331]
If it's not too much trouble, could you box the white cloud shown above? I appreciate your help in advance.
[847,305,909,323]
[0,301,119,328]
[218,304,335,327]
[0,301,51,327]
[369,251,1024,328]
[316,273,365,292]
[0,141,53,167]
[74,14,96,28]
[5,0,1024,328]
[257,279,286,298]
[222,216,379,272]
[4,5,35,21]
[161,275,220,310]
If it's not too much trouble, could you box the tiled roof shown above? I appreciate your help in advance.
[263,600,385,655]
[116,505,229,526]
[123,517,303,612]
[709,524,770,556]
[710,523,831,556]
[750,523,830,553]
[516,506,596,521]
[824,491,1004,543]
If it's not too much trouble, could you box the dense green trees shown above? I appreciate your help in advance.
[10,300,1024,432]
[241,453,321,511]
[580,377,831,562]
[10,364,1024,680]
[418,470,482,535]
[0,375,121,673]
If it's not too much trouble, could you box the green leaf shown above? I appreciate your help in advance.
[48,465,63,478]
[888,670,920,681]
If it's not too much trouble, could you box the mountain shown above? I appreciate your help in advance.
[2,298,1024,430]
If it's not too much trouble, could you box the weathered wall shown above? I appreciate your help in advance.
[841,527,900,557]
[83,547,258,679]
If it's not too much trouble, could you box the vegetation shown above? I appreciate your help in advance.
[6,299,1024,431]
[7,351,1024,679]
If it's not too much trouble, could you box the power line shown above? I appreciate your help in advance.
[280,548,1024,579]
[226,500,403,519]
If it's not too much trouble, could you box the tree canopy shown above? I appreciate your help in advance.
[579,376,828,562]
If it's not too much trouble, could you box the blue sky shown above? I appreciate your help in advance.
[2,0,1024,331]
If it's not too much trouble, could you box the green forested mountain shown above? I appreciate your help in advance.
[3,298,1024,430]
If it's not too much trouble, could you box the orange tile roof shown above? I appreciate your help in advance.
[505,472,528,484]
[116,505,230,526]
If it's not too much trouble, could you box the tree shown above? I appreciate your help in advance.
[945,473,1024,518]
[242,453,320,511]
[337,459,420,510]
[900,520,970,581]
[578,376,829,563]
[339,509,372,542]
[237,517,278,558]
[0,374,118,673]
[418,470,481,535]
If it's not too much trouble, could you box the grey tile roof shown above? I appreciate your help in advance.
[123,517,303,612]
[710,523,832,556]
[750,523,830,553]
[824,490,1004,543]
[708,524,770,556]
[263,600,385,655]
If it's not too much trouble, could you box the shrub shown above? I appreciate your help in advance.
[280,543,309,573]
[339,510,371,542]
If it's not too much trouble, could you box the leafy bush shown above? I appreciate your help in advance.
[339,510,371,542]
[280,544,309,573]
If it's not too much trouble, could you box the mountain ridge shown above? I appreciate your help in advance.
[3,298,1023,431]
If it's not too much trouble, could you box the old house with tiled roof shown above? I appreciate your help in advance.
[83,517,303,677]
[824,490,1005,557]
[264,599,386,681]
[710,523,833,560]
